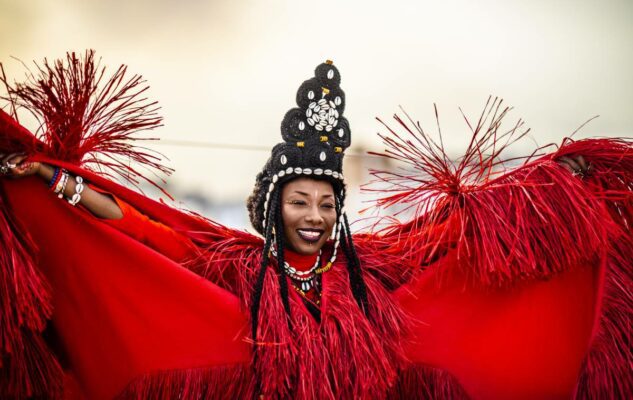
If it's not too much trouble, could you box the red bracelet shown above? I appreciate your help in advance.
[49,168,63,190]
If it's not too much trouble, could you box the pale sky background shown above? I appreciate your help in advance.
[1,0,631,228]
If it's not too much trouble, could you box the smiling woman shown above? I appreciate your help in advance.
[0,54,631,399]
[280,178,337,255]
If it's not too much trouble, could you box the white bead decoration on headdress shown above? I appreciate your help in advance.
[306,97,338,133]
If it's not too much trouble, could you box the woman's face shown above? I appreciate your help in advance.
[280,177,337,255]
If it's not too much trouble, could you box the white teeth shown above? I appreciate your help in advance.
[298,230,322,240]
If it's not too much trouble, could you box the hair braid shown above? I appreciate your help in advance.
[335,193,370,316]
[274,191,293,328]
[251,189,278,345]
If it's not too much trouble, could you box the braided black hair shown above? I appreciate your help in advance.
[274,190,293,326]
[250,187,277,343]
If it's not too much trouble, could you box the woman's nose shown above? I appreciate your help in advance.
[305,205,324,224]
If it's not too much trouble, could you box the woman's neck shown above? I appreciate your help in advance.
[283,248,320,272]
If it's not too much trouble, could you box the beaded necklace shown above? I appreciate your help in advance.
[271,247,336,295]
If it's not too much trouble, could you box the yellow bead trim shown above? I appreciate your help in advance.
[321,87,330,95]
[315,261,333,274]
[293,285,321,305]
[320,136,328,142]
[296,141,305,148]
[334,147,342,153]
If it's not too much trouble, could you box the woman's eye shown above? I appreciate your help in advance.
[321,204,335,209]
[289,200,306,205]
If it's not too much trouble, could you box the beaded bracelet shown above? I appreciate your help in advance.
[54,170,69,198]
[48,167,61,189]
[68,176,84,206]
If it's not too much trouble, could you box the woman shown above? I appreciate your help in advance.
[0,54,631,399]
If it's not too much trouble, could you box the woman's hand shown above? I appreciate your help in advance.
[557,154,591,178]
[0,153,41,178]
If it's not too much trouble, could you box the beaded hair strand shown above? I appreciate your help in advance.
[274,191,293,327]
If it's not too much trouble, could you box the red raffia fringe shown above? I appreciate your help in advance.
[365,99,632,397]
[183,240,412,399]
[389,365,471,399]
[0,50,171,195]
[366,98,630,288]
[115,365,252,400]
[0,188,62,398]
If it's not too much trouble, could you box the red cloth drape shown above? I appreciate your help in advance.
[396,250,603,399]
[3,177,250,399]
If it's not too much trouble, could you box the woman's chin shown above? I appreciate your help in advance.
[289,239,325,256]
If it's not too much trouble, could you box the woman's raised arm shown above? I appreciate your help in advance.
[1,152,123,220]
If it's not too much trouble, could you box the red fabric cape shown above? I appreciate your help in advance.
[0,110,631,399]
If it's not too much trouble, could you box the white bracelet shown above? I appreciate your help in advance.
[56,172,69,199]
[67,175,84,206]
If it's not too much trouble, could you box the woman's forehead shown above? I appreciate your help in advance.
[282,177,334,196]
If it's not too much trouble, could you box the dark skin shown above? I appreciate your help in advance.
[281,177,337,255]
[1,152,589,226]
[0,153,123,219]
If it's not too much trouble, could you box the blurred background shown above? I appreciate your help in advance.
[1,0,631,232]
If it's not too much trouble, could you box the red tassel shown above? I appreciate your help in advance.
[573,237,633,399]
[390,365,470,399]
[366,98,631,287]
[116,365,252,400]
[0,50,171,194]
[0,330,63,399]
[180,237,411,399]
[0,190,62,398]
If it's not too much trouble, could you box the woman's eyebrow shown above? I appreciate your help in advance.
[291,191,334,199]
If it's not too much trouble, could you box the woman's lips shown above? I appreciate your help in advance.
[297,229,324,243]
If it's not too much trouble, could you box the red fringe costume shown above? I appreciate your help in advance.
[0,52,631,399]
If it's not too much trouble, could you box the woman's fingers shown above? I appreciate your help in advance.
[2,152,24,167]
[558,156,581,173]
[573,155,588,172]
[1,153,19,175]
[7,154,27,167]
[0,153,38,177]
[557,154,592,179]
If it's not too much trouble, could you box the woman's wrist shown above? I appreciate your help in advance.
[37,163,55,181]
